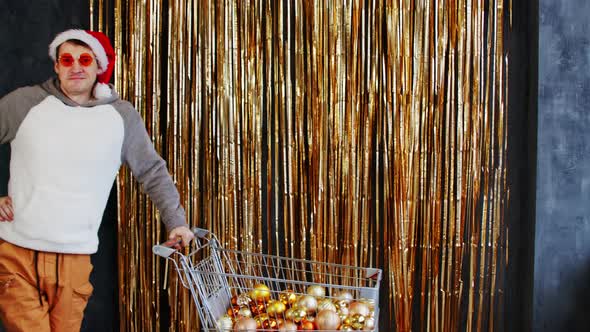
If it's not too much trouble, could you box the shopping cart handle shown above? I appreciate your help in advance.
[153,243,178,258]
[153,228,212,258]
[192,227,210,239]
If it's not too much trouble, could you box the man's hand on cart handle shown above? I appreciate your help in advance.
[168,226,195,249]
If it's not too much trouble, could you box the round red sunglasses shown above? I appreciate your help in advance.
[58,53,95,67]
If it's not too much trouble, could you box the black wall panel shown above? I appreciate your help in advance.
[0,1,119,331]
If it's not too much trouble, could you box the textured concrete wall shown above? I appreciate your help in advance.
[535,1,590,331]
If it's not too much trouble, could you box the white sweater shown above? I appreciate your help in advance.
[0,79,186,254]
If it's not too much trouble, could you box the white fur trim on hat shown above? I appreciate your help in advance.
[93,83,112,99]
[49,29,109,74]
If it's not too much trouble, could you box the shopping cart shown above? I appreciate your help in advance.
[153,228,382,331]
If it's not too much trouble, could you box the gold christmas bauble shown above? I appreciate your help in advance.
[254,313,271,329]
[296,295,318,314]
[295,307,308,323]
[363,317,376,330]
[266,300,287,317]
[216,314,234,331]
[351,313,366,330]
[237,307,252,318]
[249,284,271,303]
[284,307,296,321]
[335,290,354,304]
[262,318,279,329]
[300,319,317,330]
[237,293,253,307]
[315,309,341,330]
[278,321,298,332]
[249,302,266,316]
[317,298,337,312]
[337,304,350,316]
[227,306,241,318]
[344,315,354,325]
[338,312,348,322]
[306,285,326,298]
[233,317,257,332]
[359,298,376,311]
[279,289,298,306]
[349,301,371,317]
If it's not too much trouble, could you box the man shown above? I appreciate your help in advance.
[0,29,194,331]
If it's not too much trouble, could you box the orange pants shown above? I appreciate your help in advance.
[0,239,94,332]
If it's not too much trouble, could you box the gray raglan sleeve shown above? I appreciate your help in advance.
[0,86,47,144]
[119,102,187,231]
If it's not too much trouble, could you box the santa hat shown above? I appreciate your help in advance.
[48,29,115,99]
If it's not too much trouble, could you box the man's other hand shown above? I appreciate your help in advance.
[168,226,195,248]
[0,196,13,222]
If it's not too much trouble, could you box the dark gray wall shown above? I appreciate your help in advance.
[535,1,590,331]
[0,1,119,331]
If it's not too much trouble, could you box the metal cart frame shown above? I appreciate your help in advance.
[153,228,382,331]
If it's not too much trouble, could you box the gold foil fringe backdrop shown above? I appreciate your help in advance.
[91,0,510,331]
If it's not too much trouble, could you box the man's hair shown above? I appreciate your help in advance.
[56,39,91,58]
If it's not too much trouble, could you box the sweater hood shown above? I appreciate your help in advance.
[40,78,120,107]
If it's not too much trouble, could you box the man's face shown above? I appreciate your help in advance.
[54,41,99,100]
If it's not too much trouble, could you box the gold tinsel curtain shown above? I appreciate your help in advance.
[90,0,510,331]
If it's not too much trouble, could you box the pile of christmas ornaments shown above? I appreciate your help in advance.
[216,283,376,331]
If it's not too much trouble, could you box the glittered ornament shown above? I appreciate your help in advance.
[255,314,279,330]
[334,290,354,304]
[237,293,253,307]
[296,295,318,314]
[262,318,279,329]
[317,299,337,312]
[338,312,348,322]
[316,309,341,330]
[231,294,239,306]
[306,285,326,298]
[351,313,366,330]
[349,301,370,317]
[233,317,257,331]
[344,316,354,326]
[278,321,298,332]
[300,320,316,330]
[254,313,271,329]
[249,302,267,316]
[216,314,234,331]
[363,317,376,330]
[238,307,252,318]
[359,298,376,311]
[337,303,350,316]
[285,307,307,323]
[339,324,354,331]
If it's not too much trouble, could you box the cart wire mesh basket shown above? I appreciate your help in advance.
[153,228,382,331]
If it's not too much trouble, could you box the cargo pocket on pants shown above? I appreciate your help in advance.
[72,282,94,302]
[70,281,93,322]
[0,273,15,296]
[0,240,15,297]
